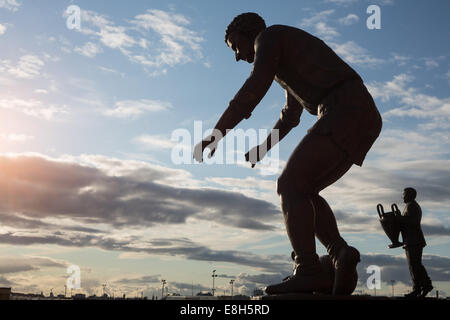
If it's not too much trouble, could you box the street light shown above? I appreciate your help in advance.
[229,280,235,299]
[161,279,166,299]
[390,280,396,297]
[212,270,218,296]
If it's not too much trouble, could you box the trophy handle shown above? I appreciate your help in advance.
[377,204,384,219]
[391,203,400,215]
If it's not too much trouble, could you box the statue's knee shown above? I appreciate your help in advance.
[276,175,287,196]
[277,170,313,196]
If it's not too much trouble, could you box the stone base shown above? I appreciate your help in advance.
[252,293,393,300]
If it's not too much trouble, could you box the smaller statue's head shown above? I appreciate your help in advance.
[403,187,417,203]
[225,12,266,63]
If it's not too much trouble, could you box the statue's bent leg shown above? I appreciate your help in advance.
[309,158,361,295]
[266,133,353,294]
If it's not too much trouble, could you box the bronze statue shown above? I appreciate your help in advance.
[193,13,382,295]
[397,188,433,298]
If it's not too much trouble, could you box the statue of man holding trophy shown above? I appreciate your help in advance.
[377,187,433,298]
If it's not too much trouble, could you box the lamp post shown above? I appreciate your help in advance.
[390,280,396,297]
[212,270,218,296]
[230,280,235,299]
[161,279,166,299]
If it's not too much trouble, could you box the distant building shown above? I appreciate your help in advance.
[0,288,11,300]
[196,291,213,296]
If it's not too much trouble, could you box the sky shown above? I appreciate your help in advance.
[0,0,449,298]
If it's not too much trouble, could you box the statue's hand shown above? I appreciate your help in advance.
[193,135,218,163]
[245,145,266,168]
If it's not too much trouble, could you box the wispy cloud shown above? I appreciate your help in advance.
[329,41,384,67]
[0,55,44,79]
[79,10,136,50]
[367,74,450,129]
[65,8,204,74]
[0,255,68,274]
[0,0,20,11]
[338,14,359,26]
[0,133,34,142]
[131,9,204,67]
[300,9,340,40]
[299,11,382,67]
[75,42,103,58]
[133,134,177,150]
[104,99,171,118]
[0,98,68,120]
[0,23,7,35]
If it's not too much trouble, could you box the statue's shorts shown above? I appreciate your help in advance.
[310,78,383,167]
[277,79,382,197]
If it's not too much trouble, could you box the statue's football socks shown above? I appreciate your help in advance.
[315,255,335,294]
[331,246,360,295]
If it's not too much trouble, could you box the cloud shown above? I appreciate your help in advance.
[299,11,382,67]
[98,66,125,78]
[34,89,48,94]
[301,9,335,27]
[104,99,171,118]
[0,0,20,11]
[74,9,135,50]
[334,207,450,236]
[133,134,177,150]
[0,233,291,274]
[358,253,450,286]
[0,153,447,285]
[0,276,12,286]
[323,156,450,207]
[165,281,211,295]
[1,55,44,79]
[366,74,450,129]
[202,252,450,294]
[329,41,384,67]
[314,22,340,39]
[0,133,34,142]
[75,42,103,58]
[0,154,280,231]
[131,9,204,66]
[300,10,340,40]
[339,14,359,26]
[0,98,68,120]
[66,8,204,73]
[390,53,411,66]
[0,256,68,274]
[115,275,160,285]
[0,23,6,34]
[423,57,439,69]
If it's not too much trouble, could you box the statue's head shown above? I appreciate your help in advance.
[225,12,266,63]
[403,187,417,203]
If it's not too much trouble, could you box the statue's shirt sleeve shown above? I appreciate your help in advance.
[228,30,280,119]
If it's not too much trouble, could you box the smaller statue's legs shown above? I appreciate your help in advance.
[405,246,433,298]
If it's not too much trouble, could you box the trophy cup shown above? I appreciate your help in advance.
[377,203,403,249]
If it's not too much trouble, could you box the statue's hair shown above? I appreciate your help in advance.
[225,12,266,43]
[404,187,417,199]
